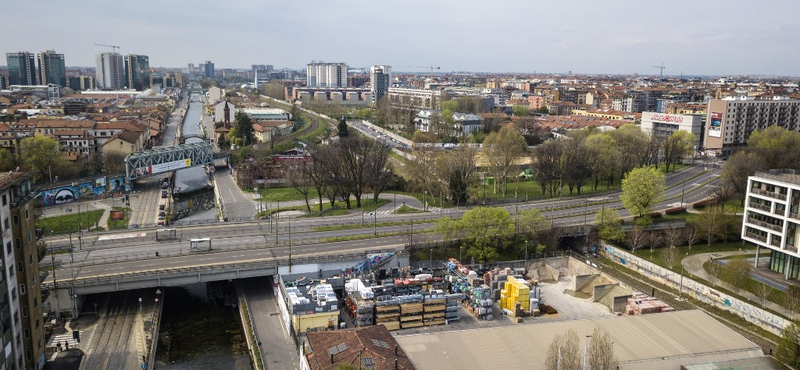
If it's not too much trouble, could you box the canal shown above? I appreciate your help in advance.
[155,283,252,370]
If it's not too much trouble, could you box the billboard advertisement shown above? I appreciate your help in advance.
[132,158,192,177]
[709,112,722,138]
[110,210,125,221]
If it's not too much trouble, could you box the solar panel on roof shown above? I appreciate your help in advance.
[328,342,348,356]
[371,339,389,348]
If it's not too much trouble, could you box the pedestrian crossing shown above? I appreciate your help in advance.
[50,332,79,350]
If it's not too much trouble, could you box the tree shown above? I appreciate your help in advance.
[588,328,618,370]
[217,134,230,150]
[512,105,530,117]
[661,246,679,270]
[662,130,695,172]
[784,286,800,318]
[365,141,393,203]
[407,146,440,204]
[724,256,752,294]
[561,135,591,196]
[610,124,649,178]
[748,126,800,170]
[754,282,773,308]
[483,125,527,197]
[458,207,514,263]
[696,206,724,248]
[19,136,63,183]
[305,146,331,212]
[626,226,649,253]
[337,117,349,138]
[532,139,564,197]
[234,111,254,146]
[544,329,580,370]
[434,217,461,245]
[290,104,300,122]
[684,225,701,250]
[438,145,478,206]
[707,259,722,286]
[288,163,314,213]
[620,166,665,217]
[0,150,15,171]
[103,152,127,174]
[517,209,549,247]
[585,133,619,190]
[722,151,765,207]
[595,208,624,243]
[663,225,684,250]
[776,321,800,368]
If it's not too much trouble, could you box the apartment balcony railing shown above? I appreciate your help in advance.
[771,238,781,247]
[747,219,783,232]
[749,203,771,212]
[746,232,767,243]
[751,188,785,200]
[790,212,800,221]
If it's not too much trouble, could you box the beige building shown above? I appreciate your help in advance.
[704,96,800,156]
[102,130,144,156]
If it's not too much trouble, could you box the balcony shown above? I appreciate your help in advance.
[771,238,781,247]
[747,219,783,232]
[749,203,771,212]
[752,188,785,200]
[746,232,767,243]
[790,212,800,221]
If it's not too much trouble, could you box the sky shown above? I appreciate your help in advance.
[4,0,800,76]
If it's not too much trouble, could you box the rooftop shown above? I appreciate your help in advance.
[394,310,763,370]
[755,169,800,186]
[306,325,415,370]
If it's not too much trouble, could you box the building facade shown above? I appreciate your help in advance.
[66,76,94,92]
[124,54,150,91]
[0,172,46,369]
[6,53,37,86]
[369,65,391,105]
[36,51,66,87]
[742,170,800,280]
[306,62,347,88]
[704,97,800,156]
[640,112,704,148]
[387,87,449,111]
[203,61,214,78]
[95,53,124,90]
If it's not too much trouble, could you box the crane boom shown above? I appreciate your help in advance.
[400,65,441,79]
[94,43,121,54]
[652,63,666,78]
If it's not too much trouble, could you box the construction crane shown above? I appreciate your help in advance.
[94,43,121,54]
[400,65,441,79]
[652,63,666,79]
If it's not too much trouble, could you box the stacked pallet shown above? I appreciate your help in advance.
[375,302,400,331]
[444,293,463,324]
[400,300,424,328]
[625,293,673,315]
[500,276,530,318]
[423,295,446,326]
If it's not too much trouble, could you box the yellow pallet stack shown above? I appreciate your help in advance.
[500,276,530,317]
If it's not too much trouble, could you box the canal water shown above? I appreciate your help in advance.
[155,283,252,370]
[173,93,217,222]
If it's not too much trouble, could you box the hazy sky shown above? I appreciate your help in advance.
[4,0,799,76]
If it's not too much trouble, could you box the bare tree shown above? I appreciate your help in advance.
[661,246,679,270]
[626,226,649,254]
[483,125,527,197]
[784,286,800,318]
[103,151,127,174]
[684,226,701,250]
[725,256,752,294]
[696,206,724,248]
[304,147,329,212]
[544,329,580,370]
[288,163,314,213]
[663,225,684,249]
[707,258,721,286]
[365,141,393,203]
[754,282,774,308]
[588,327,618,370]
[407,146,440,203]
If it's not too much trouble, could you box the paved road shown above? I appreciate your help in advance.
[45,165,720,284]
[78,291,143,370]
[239,277,298,370]
[216,170,257,219]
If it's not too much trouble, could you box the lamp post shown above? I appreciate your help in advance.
[583,334,592,370]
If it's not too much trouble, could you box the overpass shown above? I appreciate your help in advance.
[124,141,214,181]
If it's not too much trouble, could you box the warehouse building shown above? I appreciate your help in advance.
[395,310,764,370]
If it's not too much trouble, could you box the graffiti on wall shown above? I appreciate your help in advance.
[39,175,127,206]
[603,243,788,335]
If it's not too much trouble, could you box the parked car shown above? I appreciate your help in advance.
[159,204,166,211]
[161,190,168,198]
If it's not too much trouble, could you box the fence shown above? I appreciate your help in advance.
[602,243,789,336]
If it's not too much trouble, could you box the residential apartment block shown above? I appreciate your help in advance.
[387,88,450,111]
[306,62,347,88]
[95,53,124,90]
[742,170,800,279]
[369,65,391,104]
[704,97,800,156]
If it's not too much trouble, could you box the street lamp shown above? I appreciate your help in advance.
[583,334,592,370]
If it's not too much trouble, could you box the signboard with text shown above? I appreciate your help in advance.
[709,112,722,138]
[148,158,192,175]
[110,210,125,221]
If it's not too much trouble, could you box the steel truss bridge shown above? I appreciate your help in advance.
[124,141,214,181]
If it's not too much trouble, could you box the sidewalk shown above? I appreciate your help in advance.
[681,250,795,317]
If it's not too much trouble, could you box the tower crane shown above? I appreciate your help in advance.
[400,65,441,79]
[652,63,666,79]
[94,43,121,54]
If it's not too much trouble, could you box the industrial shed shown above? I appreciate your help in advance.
[395,310,765,370]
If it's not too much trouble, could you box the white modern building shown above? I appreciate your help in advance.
[369,65,391,104]
[240,108,290,121]
[640,111,704,147]
[742,170,800,279]
[95,52,124,89]
[306,62,348,88]
[414,110,483,137]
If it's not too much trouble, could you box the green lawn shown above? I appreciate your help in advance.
[629,241,754,270]
[257,198,390,218]
[37,209,105,235]
[107,207,132,230]
[395,205,424,214]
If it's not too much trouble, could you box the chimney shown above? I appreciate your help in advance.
[330,353,334,364]
[395,358,398,370]
[395,345,398,356]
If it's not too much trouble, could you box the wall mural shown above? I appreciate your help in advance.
[39,175,127,206]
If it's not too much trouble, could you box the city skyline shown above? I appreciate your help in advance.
[3,0,800,76]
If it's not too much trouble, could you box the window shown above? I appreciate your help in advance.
[12,216,18,226]
[15,238,20,249]
[17,264,22,273]
[21,306,27,317]
[8,264,12,277]
[24,209,28,220]
[35,318,39,328]
[6,242,10,254]
[19,284,24,295]
[3,217,8,230]
[11,287,16,300]
[25,350,31,361]
[1,194,5,206]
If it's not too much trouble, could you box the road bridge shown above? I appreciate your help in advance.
[124,141,214,181]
